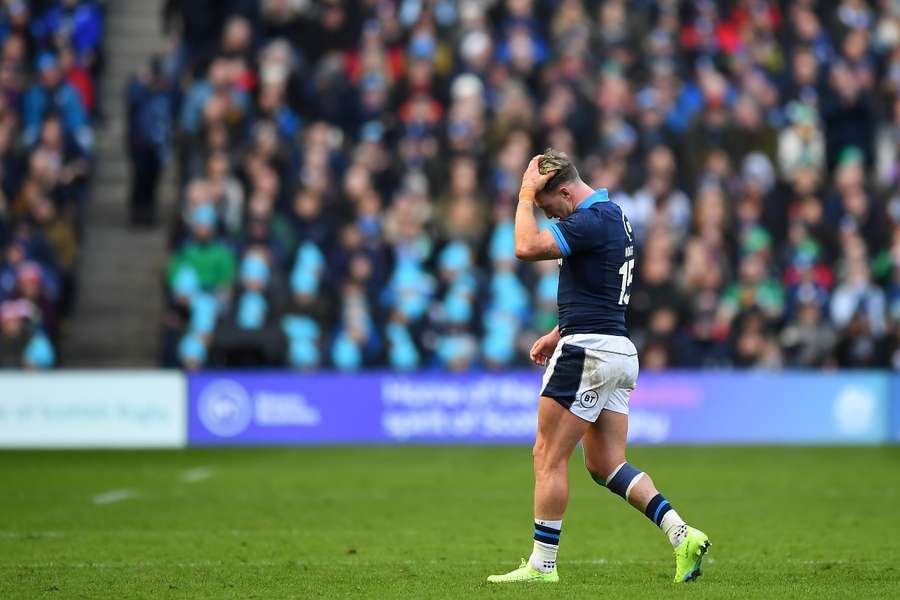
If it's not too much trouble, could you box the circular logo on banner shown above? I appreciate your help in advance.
[833,386,876,437]
[579,389,599,408]
[198,380,253,437]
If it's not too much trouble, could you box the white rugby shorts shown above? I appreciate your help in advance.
[540,333,639,421]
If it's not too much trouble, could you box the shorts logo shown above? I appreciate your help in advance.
[198,379,253,437]
[579,389,599,408]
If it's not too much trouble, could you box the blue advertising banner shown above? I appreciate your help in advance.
[627,372,888,444]
[890,375,900,443]
[187,372,541,445]
[187,371,891,446]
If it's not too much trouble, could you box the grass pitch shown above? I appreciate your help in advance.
[1,446,899,599]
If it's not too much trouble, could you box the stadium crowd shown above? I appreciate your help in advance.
[160,0,900,371]
[0,0,103,368]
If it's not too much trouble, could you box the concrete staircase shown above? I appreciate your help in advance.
[60,0,174,367]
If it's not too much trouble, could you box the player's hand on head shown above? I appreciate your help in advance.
[520,155,556,197]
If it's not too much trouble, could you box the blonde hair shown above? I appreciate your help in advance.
[539,148,580,192]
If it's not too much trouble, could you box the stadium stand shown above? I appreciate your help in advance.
[159,0,900,371]
[0,0,104,368]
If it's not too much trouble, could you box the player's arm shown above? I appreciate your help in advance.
[515,156,563,262]
[514,198,563,261]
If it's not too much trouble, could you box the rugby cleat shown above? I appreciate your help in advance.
[487,559,559,583]
[673,526,710,583]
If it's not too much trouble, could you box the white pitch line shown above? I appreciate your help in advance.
[91,489,137,505]
[2,558,891,570]
[180,467,213,483]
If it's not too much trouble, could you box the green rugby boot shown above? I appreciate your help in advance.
[487,559,559,583]
[673,526,711,583]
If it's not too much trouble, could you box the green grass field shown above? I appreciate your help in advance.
[1,446,899,599]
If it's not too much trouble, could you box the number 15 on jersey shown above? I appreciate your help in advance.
[618,213,634,306]
[618,259,634,305]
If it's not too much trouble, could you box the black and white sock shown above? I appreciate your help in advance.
[645,493,687,547]
[529,519,562,573]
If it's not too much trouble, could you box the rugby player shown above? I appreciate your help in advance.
[487,149,710,584]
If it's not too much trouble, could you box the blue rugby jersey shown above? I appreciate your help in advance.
[547,189,635,338]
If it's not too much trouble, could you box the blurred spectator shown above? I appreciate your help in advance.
[127,55,172,226]
[779,103,825,180]
[23,51,92,152]
[30,1,103,66]
[0,299,54,368]
[212,248,287,367]
[831,257,886,336]
[167,204,236,299]
[780,286,836,368]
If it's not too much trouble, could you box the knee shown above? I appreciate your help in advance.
[584,454,625,484]
[583,455,608,483]
[532,438,563,476]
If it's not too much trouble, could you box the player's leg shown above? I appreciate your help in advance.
[583,407,678,518]
[583,405,710,582]
[533,395,590,519]
[531,395,591,568]
[487,396,589,583]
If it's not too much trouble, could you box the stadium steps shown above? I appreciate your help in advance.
[59,0,175,368]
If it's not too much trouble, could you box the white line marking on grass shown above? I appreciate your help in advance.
[91,489,137,505]
[180,467,213,483]
[4,558,890,570]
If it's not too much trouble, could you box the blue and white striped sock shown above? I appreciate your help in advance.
[645,493,687,547]
[529,519,562,572]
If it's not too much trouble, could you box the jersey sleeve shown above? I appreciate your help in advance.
[549,210,598,257]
